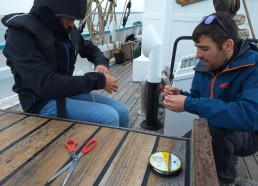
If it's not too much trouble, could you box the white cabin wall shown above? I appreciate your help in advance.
[133,0,258,82]
[133,0,215,81]
[165,1,215,71]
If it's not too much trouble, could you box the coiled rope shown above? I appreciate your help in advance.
[213,0,256,40]
[78,0,125,46]
[84,0,105,45]
[213,0,240,16]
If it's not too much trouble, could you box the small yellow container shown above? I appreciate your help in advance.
[149,151,183,175]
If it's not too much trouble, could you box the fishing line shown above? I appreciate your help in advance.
[149,151,183,176]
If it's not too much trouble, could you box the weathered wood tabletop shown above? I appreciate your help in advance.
[0,110,192,186]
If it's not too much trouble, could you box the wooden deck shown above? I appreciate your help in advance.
[5,61,258,184]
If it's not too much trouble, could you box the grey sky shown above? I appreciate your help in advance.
[0,0,144,15]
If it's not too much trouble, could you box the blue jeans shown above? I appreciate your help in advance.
[39,91,129,128]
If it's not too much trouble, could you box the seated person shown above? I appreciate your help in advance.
[1,0,129,128]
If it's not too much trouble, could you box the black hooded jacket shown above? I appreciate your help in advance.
[1,0,109,114]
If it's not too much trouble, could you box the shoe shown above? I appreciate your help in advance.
[219,179,235,186]
[234,177,258,186]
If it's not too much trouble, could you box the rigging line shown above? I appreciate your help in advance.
[242,0,256,40]
[117,0,129,44]
[119,0,129,29]
[113,0,121,44]
[86,0,105,45]
[122,0,131,27]
[105,0,115,26]
[79,0,105,29]
[102,1,117,53]
[83,0,119,45]
[109,0,116,23]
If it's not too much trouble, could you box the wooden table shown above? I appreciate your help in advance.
[0,110,193,186]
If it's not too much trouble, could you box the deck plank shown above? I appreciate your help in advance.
[243,154,258,179]
[0,120,74,182]
[99,132,156,185]
[0,113,27,131]
[0,116,49,152]
[235,157,251,179]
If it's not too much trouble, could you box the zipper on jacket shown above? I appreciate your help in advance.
[210,76,217,99]
[62,42,70,73]
[209,64,255,99]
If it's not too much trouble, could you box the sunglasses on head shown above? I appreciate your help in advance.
[200,15,232,38]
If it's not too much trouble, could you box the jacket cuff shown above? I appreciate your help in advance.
[83,72,106,90]
[184,96,199,115]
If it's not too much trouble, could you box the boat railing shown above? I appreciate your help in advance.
[0,24,143,49]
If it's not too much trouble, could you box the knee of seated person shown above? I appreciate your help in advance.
[209,125,226,137]
[104,110,120,126]
[118,105,129,118]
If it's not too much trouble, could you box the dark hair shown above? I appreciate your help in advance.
[192,12,238,49]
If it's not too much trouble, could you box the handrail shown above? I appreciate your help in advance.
[169,36,193,81]
[0,23,143,50]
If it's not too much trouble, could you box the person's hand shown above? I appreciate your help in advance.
[104,74,118,93]
[163,94,186,112]
[95,65,109,74]
[163,85,181,96]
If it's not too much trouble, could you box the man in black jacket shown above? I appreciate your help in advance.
[1,0,129,128]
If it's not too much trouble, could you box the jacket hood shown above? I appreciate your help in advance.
[28,0,86,34]
[233,39,250,60]
[30,0,87,20]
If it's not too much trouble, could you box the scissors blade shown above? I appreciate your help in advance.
[47,161,72,183]
[62,158,79,186]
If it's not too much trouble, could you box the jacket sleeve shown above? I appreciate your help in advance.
[3,28,106,99]
[184,66,258,132]
[180,72,201,98]
[78,36,109,69]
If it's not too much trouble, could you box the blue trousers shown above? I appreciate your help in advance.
[39,91,129,128]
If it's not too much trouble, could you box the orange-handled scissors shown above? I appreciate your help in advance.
[48,138,98,186]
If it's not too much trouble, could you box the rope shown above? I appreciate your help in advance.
[77,0,133,59]
[86,0,105,45]
[119,0,128,28]
[122,0,132,27]
[213,0,256,41]
[241,0,256,39]
[213,0,240,16]
[79,0,118,46]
